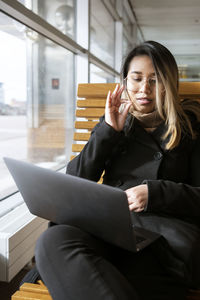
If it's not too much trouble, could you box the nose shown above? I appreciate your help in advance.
[139,79,151,93]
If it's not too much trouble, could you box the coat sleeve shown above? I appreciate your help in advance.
[145,134,200,219]
[66,117,124,181]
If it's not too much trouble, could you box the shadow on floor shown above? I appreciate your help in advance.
[0,264,34,300]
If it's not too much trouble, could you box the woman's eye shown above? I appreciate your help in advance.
[149,79,156,84]
[133,78,141,82]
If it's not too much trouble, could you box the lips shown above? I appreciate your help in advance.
[136,98,152,104]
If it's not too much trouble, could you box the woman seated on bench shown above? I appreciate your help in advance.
[35,41,200,300]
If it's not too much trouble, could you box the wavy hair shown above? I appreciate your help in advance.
[121,40,200,150]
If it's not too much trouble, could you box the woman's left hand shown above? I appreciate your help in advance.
[125,185,148,212]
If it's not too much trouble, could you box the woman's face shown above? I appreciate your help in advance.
[126,55,164,114]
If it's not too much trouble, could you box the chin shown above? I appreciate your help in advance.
[132,101,155,114]
[137,107,155,114]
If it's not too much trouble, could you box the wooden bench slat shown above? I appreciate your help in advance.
[180,95,200,100]
[75,121,98,129]
[74,132,91,141]
[12,290,52,300]
[77,82,200,98]
[179,82,200,96]
[72,144,85,152]
[77,99,106,108]
[78,83,117,98]
[76,108,104,118]
[38,280,45,286]
[70,155,77,160]
[20,283,49,294]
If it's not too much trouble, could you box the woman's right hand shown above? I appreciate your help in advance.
[105,84,132,132]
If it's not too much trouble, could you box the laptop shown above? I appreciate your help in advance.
[4,157,160,252]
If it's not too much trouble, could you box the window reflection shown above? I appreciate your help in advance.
[90,0,115,67]
[90,64,114,83]
[176,55,200,82]
[17,0,76,39]
[123,35,132,57]
[0,13,75,200]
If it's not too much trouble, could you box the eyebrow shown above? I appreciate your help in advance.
[130,71,156,76]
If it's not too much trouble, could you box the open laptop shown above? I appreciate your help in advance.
[4,157,160,253]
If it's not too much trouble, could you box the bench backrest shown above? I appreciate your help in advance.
[71,82,200,159]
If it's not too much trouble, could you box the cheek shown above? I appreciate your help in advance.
[127,90,137,101]
[151,88,157,98]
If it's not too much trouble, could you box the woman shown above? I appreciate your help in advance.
[35,41,200,300]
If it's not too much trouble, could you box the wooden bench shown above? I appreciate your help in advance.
[11,82,200,299]
[11,281,52,300]
[72,82,200,158]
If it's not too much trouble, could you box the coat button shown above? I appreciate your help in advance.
[154,151,163,160]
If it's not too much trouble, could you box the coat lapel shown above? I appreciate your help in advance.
[124,114,167,152]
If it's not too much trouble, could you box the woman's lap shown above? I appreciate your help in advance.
[35,224,187,300]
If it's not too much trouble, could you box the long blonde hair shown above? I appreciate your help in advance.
[121,41,200,150]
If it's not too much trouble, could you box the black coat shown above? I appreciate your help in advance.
[67,113,200,287]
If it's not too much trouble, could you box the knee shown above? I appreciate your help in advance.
[35,224,87,265]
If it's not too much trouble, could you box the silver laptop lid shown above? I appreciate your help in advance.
[4,157,137,252]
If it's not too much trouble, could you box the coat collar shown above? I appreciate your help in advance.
[124,114,168,151]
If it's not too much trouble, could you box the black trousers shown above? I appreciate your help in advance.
[35,224,187,300]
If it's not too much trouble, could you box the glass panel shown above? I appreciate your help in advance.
[122,6,133,58]
[17,0,76,39]
[0,12,75,200]
[123,9,132,37]
[110,0,116,6]
[90,64,114,83]
[123,35,132,57]
[116,0,122,17]
[90,0,115,67]
[175,55,200,82]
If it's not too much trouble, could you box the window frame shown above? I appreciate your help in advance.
[0,0,136,209]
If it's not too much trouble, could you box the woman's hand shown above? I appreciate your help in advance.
[105,84,132,132]
[125,185,148,212]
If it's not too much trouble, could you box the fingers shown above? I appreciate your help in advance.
[121,101,132,117]
[106,85,119,109]
[125,185,148,212]
[127,197,145,212]
[111,84,120,107]
[113,83,120,93]
[106,85,129,109]
[105,84,130,131]
[129,204,144,212]
[108,85,124,107]
[114,85,124,106]
[106,90,111,108]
